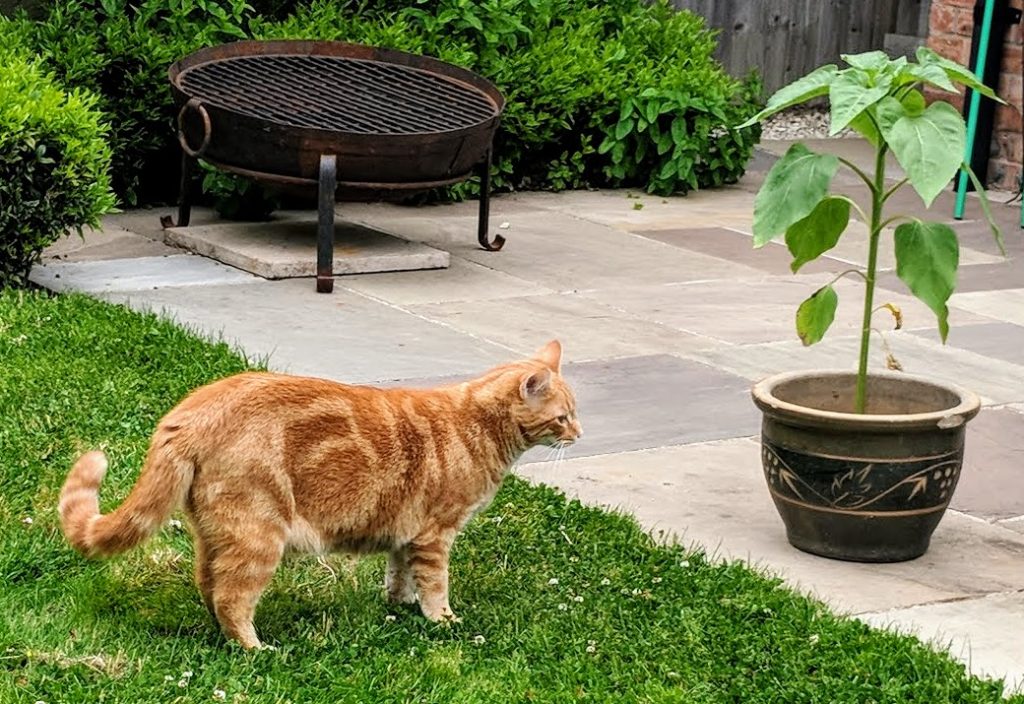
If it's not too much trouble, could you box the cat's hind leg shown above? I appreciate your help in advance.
[385,545,417,605]
[208,531,285,649]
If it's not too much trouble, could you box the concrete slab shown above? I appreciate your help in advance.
[954,406,1024,521]
[338,258,552,306]
[356,209,764,291]
[633,227,849,276]
[517,439,1024,616]
[582,274,986,346]
[761,138,907,179]
[165,219,448,279]
[859,592,1024,694]
[998,516,1024,535]
[694,333,1024,406]
[889,259,1024,294]
[952,288,1024,327]
[29,255,258,294]
[408,293,716,361]
[910,321,1024,367]
[100,278,514,383]
[42,225,178,262]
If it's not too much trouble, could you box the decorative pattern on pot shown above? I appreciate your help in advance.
[761,441,963,516]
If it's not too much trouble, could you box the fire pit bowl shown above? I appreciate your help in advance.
[164,40,507,292]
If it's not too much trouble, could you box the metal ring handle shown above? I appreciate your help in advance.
[177,98,211,158]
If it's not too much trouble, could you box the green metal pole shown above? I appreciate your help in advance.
[955,0,997,220]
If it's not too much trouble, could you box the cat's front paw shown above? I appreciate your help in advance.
[422,605,461,625]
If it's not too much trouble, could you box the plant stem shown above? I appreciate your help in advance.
[854,146,887,413]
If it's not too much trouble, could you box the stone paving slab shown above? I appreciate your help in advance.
[100,278,514,383]
[1000,516,1024,535]
[954,406,1024,521]
[355,209,764,291]
[910,321,1024,367]
[694,333,1024,407]
[407,292,716,362]
[517,439,1024,617]
[951,287,1024,328]
[859,592,1024,694]
[42,225,178,262]
[30,254,258,293]
[881,259,1024,294]
[581,274,986,346]
[388,354,760,462]
[165,219,449,279]
[633,227,849,276]
[519,188,759,232]
[338,258,552,306]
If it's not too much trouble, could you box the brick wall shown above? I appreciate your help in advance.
[927,0,1022,191]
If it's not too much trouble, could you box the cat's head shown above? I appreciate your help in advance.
[514,340,582,448]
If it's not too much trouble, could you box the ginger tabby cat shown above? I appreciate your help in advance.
[59,340,581,649]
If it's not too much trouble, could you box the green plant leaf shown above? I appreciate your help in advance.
[753,143,839,246]
[796,284,839,346]
[737,64,837,127]
[848,112,881,146]
[829,70,891,135]
[887,102,966,206]
[785,197,851,272]
[615,118,634,140]
[916,47,1003,102]
[962,163,1006,255]
[894,221,959,342]
[842,50,889,72]
[902,63,958,93]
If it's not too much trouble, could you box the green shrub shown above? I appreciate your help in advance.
[24,0,253,205]
[23,0,761,210]
[0,34,115,289]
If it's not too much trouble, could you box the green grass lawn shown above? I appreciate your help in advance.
[0,289,1018,703]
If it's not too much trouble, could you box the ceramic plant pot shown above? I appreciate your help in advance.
[751,371,981,563]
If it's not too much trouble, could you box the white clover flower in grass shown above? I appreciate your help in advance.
[652,577,662,584]
[631,588,642,596]
[472,635,486,645]
[679,560,690,568]
[547,578,559,586]
[21,517,32,525]
[385,615,397,623]
[600,578,611,586]
[573,595,584,603]
[585,645,596,653]
[213,689,227,701]
[568,556,579,563]
[165,675,174,682]
[168,519,182,530]
[809,634,820,645]
[557,603,567,611]
[178,680,189,688]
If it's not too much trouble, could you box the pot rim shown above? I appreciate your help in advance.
[751,370,981,430]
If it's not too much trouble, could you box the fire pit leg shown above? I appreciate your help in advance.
[317,154,337,294]
[160,153,195,229]
[477,150,505,251]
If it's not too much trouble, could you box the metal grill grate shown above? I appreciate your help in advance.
[179,54,499,135]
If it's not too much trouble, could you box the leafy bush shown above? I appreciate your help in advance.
[0,34,115,289]
[21,0,761,211]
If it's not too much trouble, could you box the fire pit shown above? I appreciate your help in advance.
[163,40,506,292]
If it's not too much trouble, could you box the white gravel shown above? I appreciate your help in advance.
[761,107,856,140]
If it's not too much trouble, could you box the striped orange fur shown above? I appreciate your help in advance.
[58,340,581,649]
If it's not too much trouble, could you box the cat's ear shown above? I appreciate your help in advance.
[533,339,562,374]
[520,368,552,402]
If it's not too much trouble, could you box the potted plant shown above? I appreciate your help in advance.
[738,49,1004,562]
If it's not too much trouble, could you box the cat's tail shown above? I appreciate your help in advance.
[59,442,194,558]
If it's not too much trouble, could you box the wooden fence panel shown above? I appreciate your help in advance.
[672,0,933,93]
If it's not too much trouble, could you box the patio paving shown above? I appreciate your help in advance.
[31,140,1024,692]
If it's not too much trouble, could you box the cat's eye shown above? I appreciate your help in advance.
[557,414,569,423]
